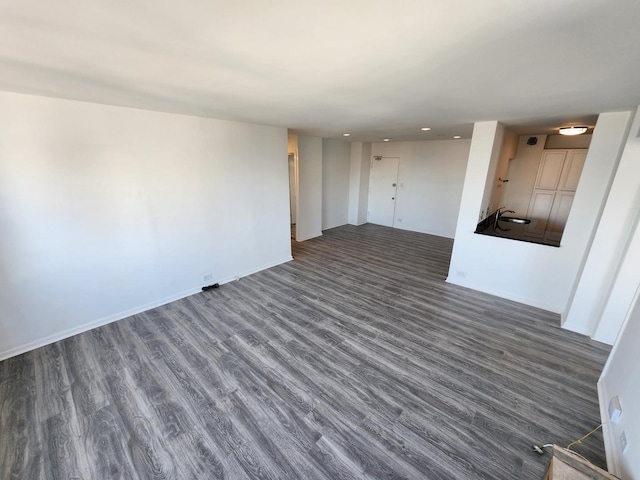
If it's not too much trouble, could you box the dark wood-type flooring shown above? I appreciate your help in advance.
[0,224,611,479]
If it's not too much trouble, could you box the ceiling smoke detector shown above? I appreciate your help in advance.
[559,126,588,136]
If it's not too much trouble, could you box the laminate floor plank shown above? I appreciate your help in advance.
[33,343,73,422]
[126,315,285,479]
[60,334,110,422]
[43,411,92,480]
[0,224,610,479]
[0,356,44,480]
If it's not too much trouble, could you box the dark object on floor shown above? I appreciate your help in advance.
[202,283,219,291]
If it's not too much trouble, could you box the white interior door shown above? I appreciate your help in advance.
[368,156,399,227]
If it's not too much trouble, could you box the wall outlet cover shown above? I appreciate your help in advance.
[608,396,622,424]
[620,431,628,454]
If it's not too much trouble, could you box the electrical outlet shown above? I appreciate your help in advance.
[397,218,402,222]
[456,271,467,278]
[609,396,622,423]
[203,273,213,283]
[620,431,628,454]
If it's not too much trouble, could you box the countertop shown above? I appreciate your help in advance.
[474,213,559,247]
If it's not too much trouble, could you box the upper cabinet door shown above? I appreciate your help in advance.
[535,151,568,190]
[559,149,588,192]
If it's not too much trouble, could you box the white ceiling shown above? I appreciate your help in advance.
[1,0,639,142]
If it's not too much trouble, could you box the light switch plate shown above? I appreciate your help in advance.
[609,396,622,424]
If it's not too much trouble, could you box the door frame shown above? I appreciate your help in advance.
[368,155,400,228]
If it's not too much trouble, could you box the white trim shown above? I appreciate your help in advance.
[296,231,323,242]
[562,320,599,338]
[0,287,200,361]
[0,255,293,361]
[598,378,620,477]
[445,276,562,313]
[216,256,294,284]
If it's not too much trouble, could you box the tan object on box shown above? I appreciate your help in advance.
[544,445,619,479]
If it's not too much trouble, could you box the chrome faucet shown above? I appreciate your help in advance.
[494,207,515,231]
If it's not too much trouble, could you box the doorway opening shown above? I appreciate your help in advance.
[288,153,297,240]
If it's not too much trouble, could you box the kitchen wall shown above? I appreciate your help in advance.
[546,133,592,149]
[322,139,350,230]
[370,139,471,238]
[487,128,518,217]
[0,91,292,360]
[500,135,547,217]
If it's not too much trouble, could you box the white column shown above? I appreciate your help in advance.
[296,136,323,241]
[563,108,639,339]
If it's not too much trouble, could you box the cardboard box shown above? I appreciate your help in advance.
[544,445,619,479]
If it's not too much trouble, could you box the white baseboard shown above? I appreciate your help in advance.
[296,231,322,242]
[216,256,294,285]
[0,255,294,361]
[562,320,599,338]
[0,287,200,361]
[445,276,562,313]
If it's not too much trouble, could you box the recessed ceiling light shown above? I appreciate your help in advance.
[383,138,390,142]
[559,126,588,136]
[343,133,351,137]
[421,127,431,131]
[453,135,461,139]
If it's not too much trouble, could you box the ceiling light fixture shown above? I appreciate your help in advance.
[421,127,431,131]
[453,135,461,139]
[343,133,351,137]
[559,126,588,136]
[383,138,390,142]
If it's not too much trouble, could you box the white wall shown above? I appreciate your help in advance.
[501,134,548,217]
[296,136,323,241]
[0,91,292,360]
[564,108,640,341]
[370,139,471,238]
[347,142,371,226]
[488,128,518,217]
[322,139,350,230]
[598,288,640,478]
[448,113,630,314]
[594,216,640,344]
[545,133,592,149]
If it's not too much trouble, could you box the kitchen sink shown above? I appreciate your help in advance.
[498,216,531,224]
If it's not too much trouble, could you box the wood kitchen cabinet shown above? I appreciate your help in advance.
[524,149,587,245]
